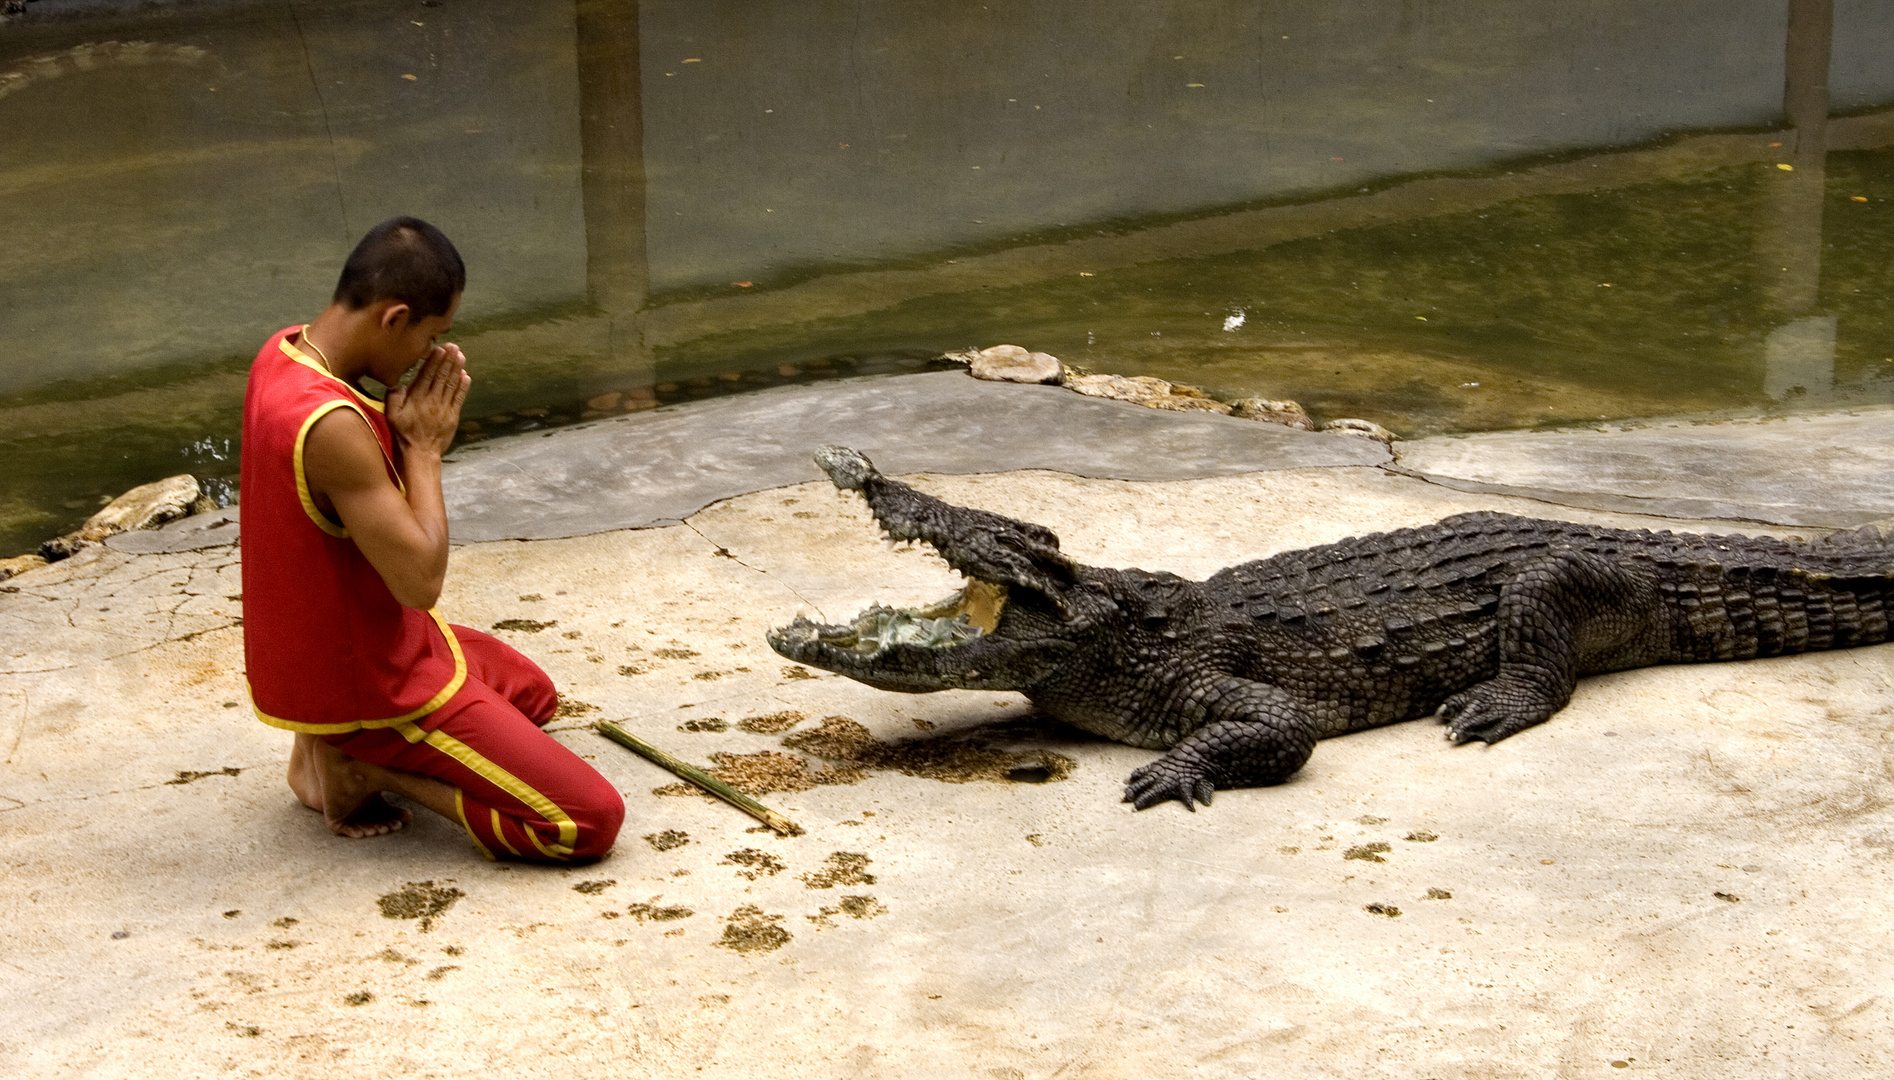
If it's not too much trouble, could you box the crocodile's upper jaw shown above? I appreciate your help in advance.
[813,445,1078,609]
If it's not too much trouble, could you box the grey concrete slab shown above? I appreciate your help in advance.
[1393,406,1894,528]
[103,507,241,554]
[439,371,1390,542]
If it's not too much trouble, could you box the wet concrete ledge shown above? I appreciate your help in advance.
[417,373,1894,539]
[1391,406,1894,529]
[431,372,1891,537]
[106,371,1894,556]
[435,371,1389,543]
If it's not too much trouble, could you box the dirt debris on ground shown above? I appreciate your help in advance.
[644,829,690,851]
[714,905,790,954]
[737,709,806,733]
[376,881,464,932]
[808,895,887,929]
[801,852,876,890]
[1344,842,1391,863]
[722,848,786,879]
[652,749,863,797]
[782,714,1078,784]
[648,715,1077,799]
[626,900,694,923]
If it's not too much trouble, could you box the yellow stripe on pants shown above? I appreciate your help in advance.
[397,722,578,859]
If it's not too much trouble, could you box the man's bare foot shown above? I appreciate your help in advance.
[288,733,325,812]
[287,733,413,839]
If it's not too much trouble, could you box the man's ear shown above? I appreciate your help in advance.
[378,302,413,331]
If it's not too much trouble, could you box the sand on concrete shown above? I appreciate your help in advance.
[3,374,1891,1079]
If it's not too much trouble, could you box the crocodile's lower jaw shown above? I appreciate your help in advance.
[812,579,1010,656]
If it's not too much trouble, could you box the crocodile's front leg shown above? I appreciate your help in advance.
[1122,675,1317,811]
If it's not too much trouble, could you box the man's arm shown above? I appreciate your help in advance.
[302,346,469,609]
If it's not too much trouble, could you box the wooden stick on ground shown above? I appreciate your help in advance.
[596,719,802,836]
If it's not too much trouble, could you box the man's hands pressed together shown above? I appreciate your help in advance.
[387,343,471,458]
[303,342,471,610]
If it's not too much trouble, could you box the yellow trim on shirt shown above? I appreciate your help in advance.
[286,353,407,507]
[293,400,361,538]
[247,613,469,734]
[280,327,387,413]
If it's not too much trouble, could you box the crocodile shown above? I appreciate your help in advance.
[767,447,1894,811]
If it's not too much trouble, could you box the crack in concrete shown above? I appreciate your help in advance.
[0,957,41,977]
[0,587,61,606]
[0,758,272,814]
[681,520,826,621]
[1373,456,1797,529]
[284,0,351,234]
[165,766,244,786]
[1376,458,1606,516]
[0,620,243,676]
[3,686,25,765]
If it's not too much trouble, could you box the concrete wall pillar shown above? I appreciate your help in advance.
[576,0,651,392]
[1759,0,1834,397]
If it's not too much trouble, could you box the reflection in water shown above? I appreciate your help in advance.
[1,0,1892,557]
[1758,0,1833,397]
[576,0,649,394]
[1764,317,1837,399]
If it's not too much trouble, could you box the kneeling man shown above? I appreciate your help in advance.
[240,216,623,862]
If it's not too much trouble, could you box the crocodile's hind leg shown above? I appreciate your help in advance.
[1123,676,1317,810]
[1440,548,1658,744]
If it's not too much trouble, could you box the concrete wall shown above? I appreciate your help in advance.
[3,0,1892,394]
[638,0,1894,291]
[0,0,587,394]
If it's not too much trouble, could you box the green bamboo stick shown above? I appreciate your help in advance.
[596,719,802,836]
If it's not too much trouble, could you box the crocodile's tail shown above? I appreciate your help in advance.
[1683,523,1894,662]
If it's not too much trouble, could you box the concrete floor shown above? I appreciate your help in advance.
[3,374,1891,1079]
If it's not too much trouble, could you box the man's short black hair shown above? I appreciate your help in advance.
[332,216,466,319]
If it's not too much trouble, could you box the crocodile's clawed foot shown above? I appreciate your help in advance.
[1123,759,1217,811]
[1437,676,1558,744]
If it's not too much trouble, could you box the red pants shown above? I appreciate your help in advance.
[325,626,624,862]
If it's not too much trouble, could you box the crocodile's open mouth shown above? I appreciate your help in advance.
[768,445,1081,690]
[806,579,1009,656]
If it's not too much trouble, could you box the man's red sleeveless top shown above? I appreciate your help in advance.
[240,326,466,734]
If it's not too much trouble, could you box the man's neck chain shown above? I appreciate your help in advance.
[303,329,337,376]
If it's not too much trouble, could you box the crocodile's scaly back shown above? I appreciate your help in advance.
[1214,511,1891,667]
